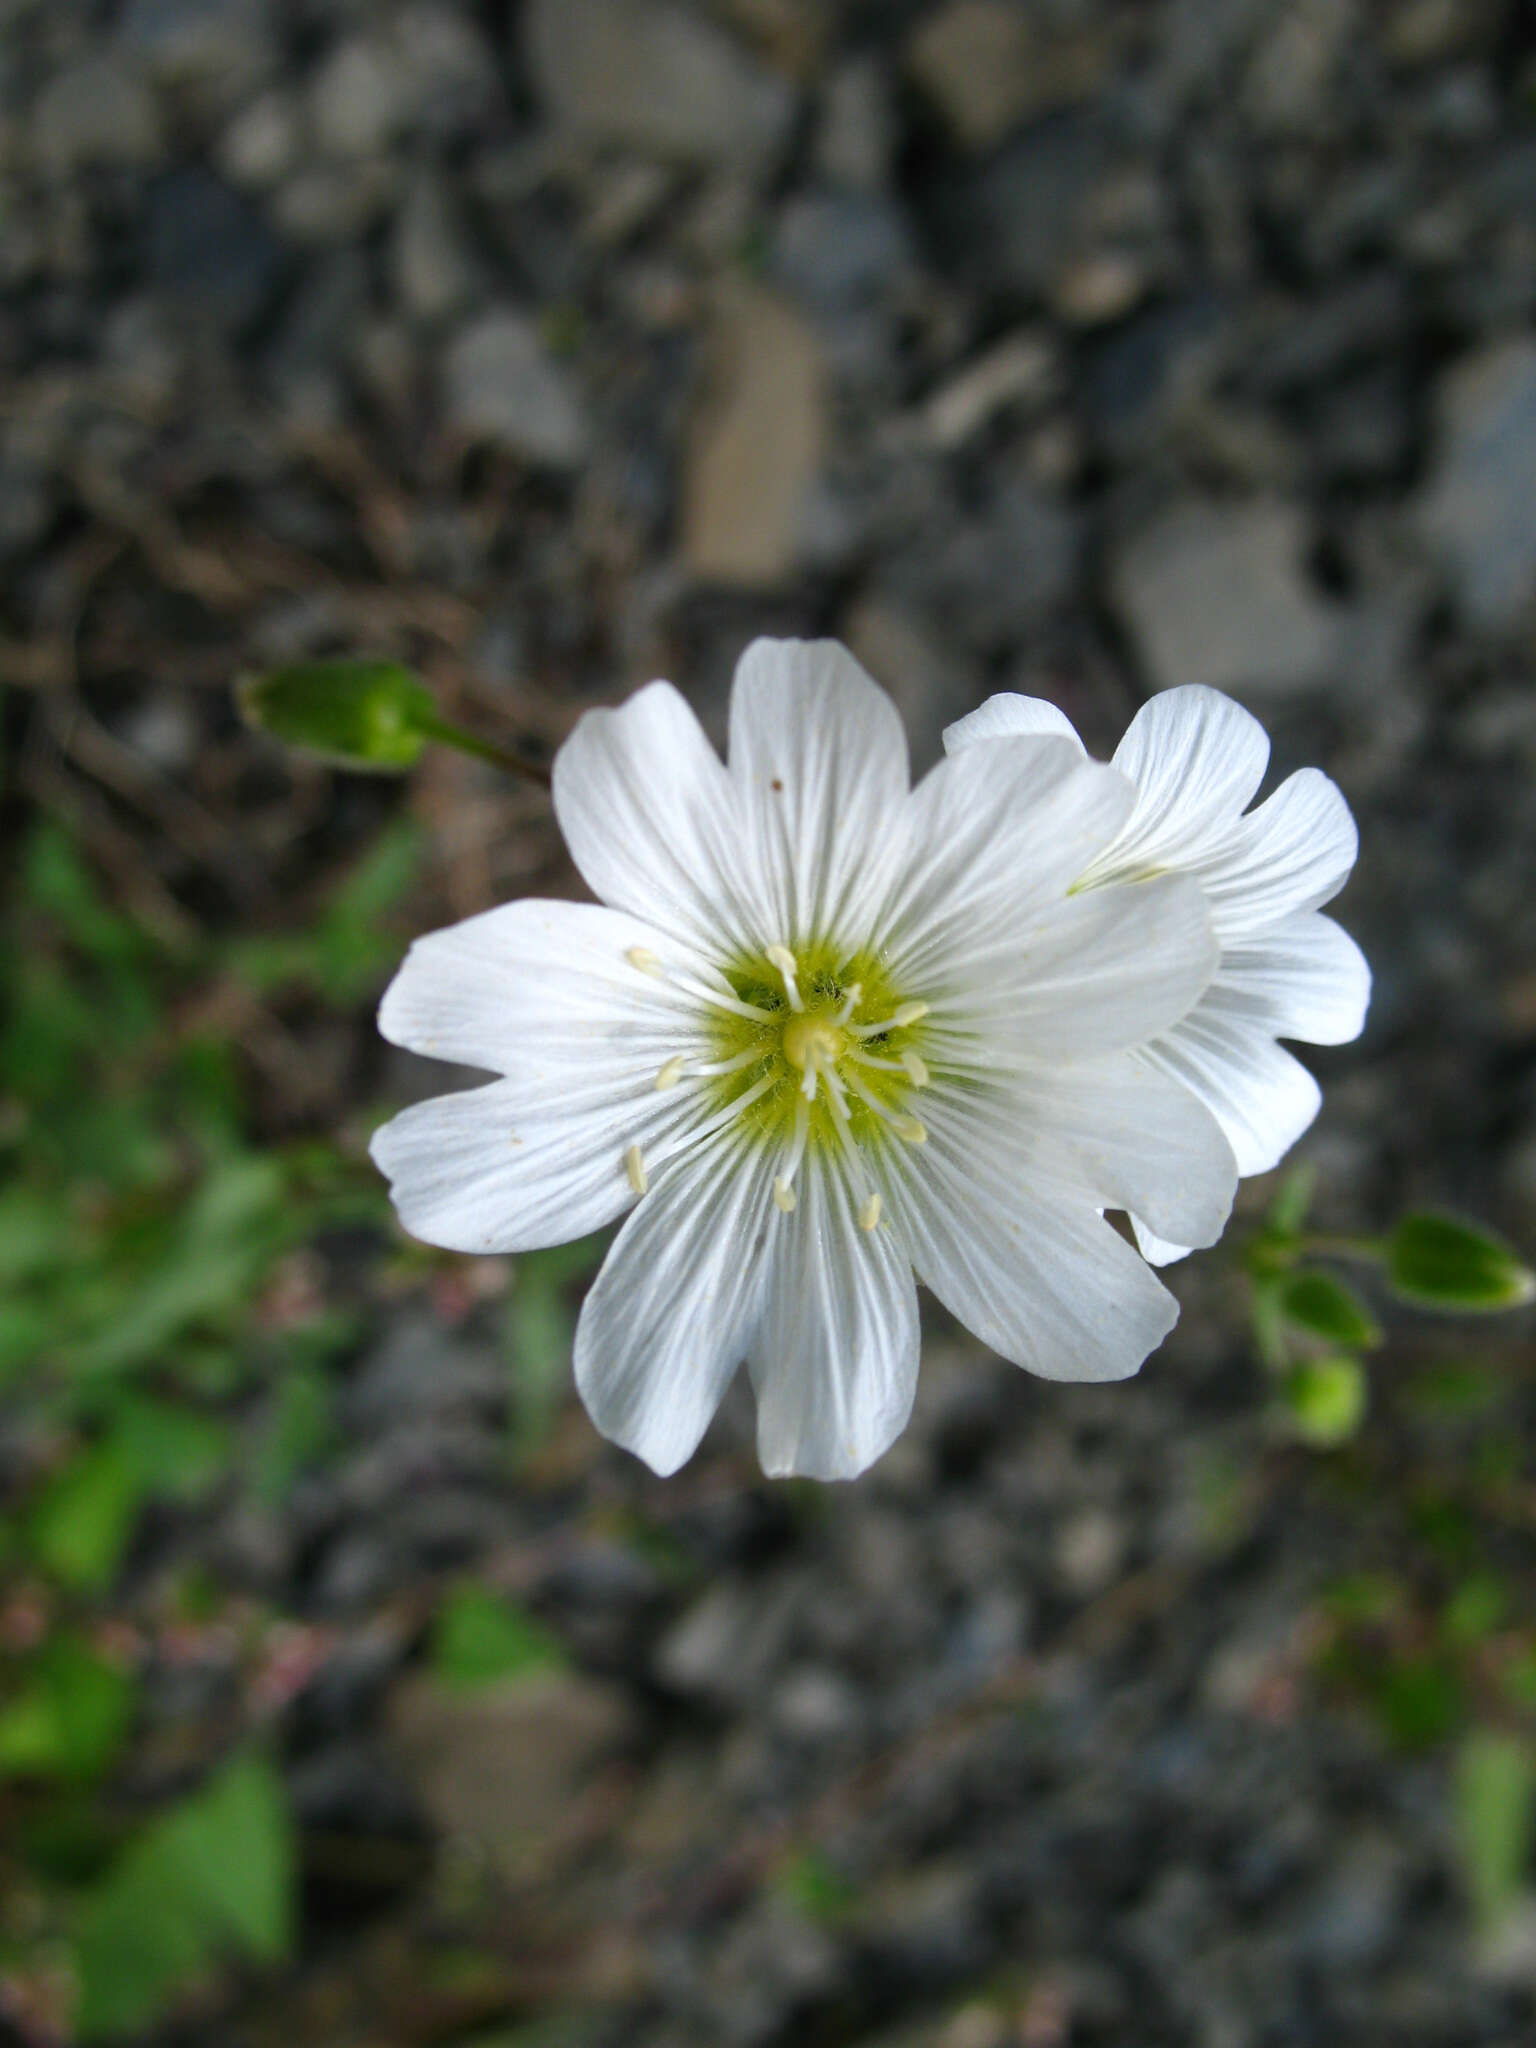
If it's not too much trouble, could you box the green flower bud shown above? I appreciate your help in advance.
[237,659,438,772]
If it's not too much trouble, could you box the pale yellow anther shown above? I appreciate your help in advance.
[858,1192,882,1232]
[624,1143,648,1194]
[766,943,797,977]
[892,1001,930,1028]
[773,1176,797,1213]
[891,1113,927,1144]
[655,1055,686,1090]
[626,946,663,976]
[900,1049,930,1087]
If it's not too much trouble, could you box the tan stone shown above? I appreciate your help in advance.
[682,286,826,588]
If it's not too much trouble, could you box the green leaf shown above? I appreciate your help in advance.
[0,1637,136,1783]
[74,1753,294,2038]
[28,1441,144,1591]
[254,1364,334,1506]
[1265,1163,1316,1236]
[1386,1213,1536,1314]
[1280,1354,1368,1447]
[1455,1730,1536,1933]
[237,658,438,772]
[430,1584,568,1690]
[504,1236,604,1456]
[1279,1270,1382,1349]
[113,1395,232,1502]
[1443,1576,1508,1648]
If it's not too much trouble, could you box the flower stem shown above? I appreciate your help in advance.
[417,714,551,788]
[1297,1233,1389,1266]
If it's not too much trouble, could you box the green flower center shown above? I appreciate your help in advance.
[697,940,932,1227]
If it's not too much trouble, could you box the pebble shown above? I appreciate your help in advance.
[309,35,404,160]
[814,56,895,195]
[1111,497,1343,696]
[217,88,302,190]
[28,56,164,178]
[524,0,796,174]
[391,169,475,325]
[1415,338,1536,633]
[441,309,591,469]
[681,284,826,588]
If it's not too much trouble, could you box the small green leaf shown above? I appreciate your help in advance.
[28,1441,144,1591]
[1386,1213,1536,1314]
[777,1849,858,1924]
[237,658,438,772]
[113,1395,232,1502]
[1266,1163,1316,1236]
[1280,1355,1368,1447]
[430,1584,567,1691]
[73,1752,294,2038]
[1279,1270,1382,1349]
[1455,1730,1536,1933]
[0,1637,137,1783]
[1443,1576,1508,1648]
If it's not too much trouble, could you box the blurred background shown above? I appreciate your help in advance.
[4,0,1536,2042]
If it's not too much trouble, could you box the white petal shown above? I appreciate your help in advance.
[371,1070,694,1253]
[377,898,703,1078]
[878,738,1134,987]
[573,1134,774,1476]
[1129,1216,1193,1267]
[1197,767,1359,939]
[885,1103,1179,1381]
[727,638,913,949]
[1098,685,1271,876]
[1003,1056,1237,1251]
[942,692,1086,755]
[748,1151,920,1481]
[948,872,1219,1062]
[553,681,770,955]
[1212,911,1371,1046]
[1143,1010,1322,1179]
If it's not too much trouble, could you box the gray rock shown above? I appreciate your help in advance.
[145,167,283,332]
[814,56,894,195]
[682,285,826,588]
[525,0,795,174]
[217,88,303,189]
[771,192,913,317]
[118,0,274,101]
[1415,339,1536,633]
[391,1,501,140]
[391,169,475,324]
[442,309,590,468]
[309,35,404,159]
[28,57,165,178]
[1111,498,1343,697]
[654,1571,805,1707]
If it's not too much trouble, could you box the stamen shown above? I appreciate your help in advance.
[833,982,863,1026]
[625,946,663,976]
[625,943,780,1024]
[841,1063,930,1146]
[773,1178,797,1213]
[772,1094,811,1215]
[624,1144,648,1194]
[848,999,931,1040]
[900,1049,930,1087]
[654,1055,687,1090]
[858,1193,882,1232]
[694,1045,771,1078]
[765,943,805,1013]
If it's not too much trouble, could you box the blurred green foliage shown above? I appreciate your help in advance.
[0,816,410,2038]
[431,1583,569,1690]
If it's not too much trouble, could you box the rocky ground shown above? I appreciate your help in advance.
[4,1,1536,2044]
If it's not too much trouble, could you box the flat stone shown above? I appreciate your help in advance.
[525,0,795,173]
[217,89,302,189]
[1111,498,1342,697]
[117,0,274,100]
[441,309,590,469]
[682,284,826,588]
[390,1668,630,1879]
[28,57,165,179]
[309,36,404,159]
[907,0,1112,151]
[391,169,475,324]
[1415,338,1536,633]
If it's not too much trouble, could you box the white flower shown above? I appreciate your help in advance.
[372,640,1238,1481]
[945,684,1370,1265]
